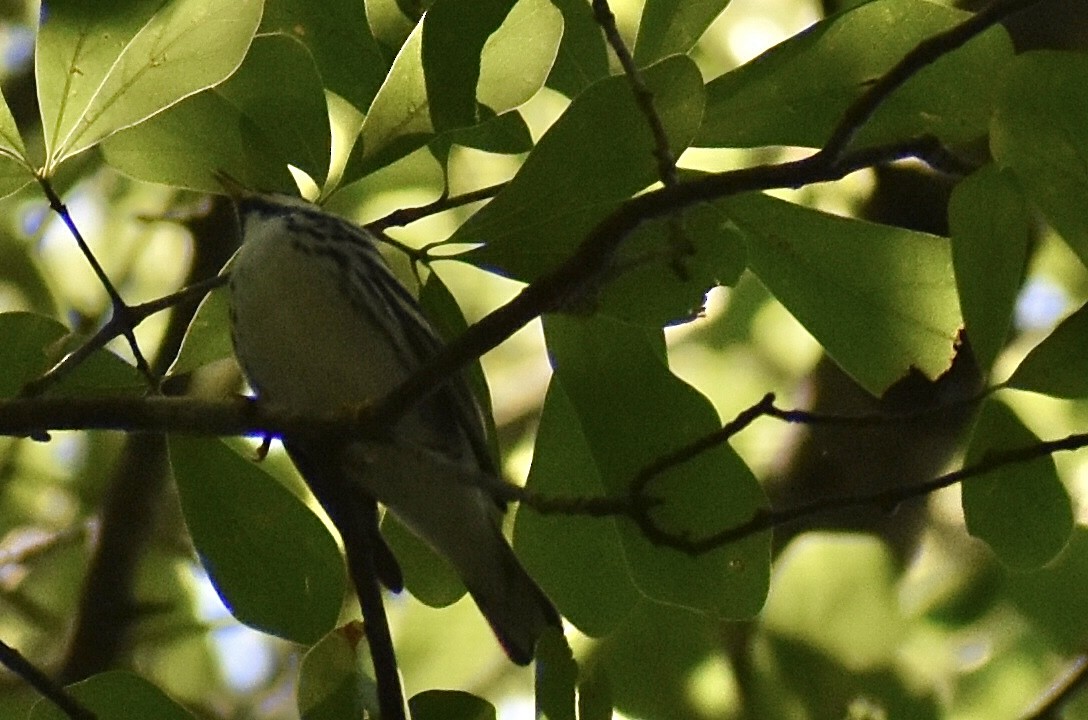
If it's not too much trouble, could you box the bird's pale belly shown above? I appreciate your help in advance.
[230,235,408,415]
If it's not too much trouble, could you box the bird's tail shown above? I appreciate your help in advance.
[465,529,561,666]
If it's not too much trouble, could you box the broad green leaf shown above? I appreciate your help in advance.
[726,192,962,396]
[408,690,496,720]
[381,511,465,607]
[460,55,706,280]
[578,667,614,720]
[1008,302,1088,398]
[992,51,1088,264]
[37,0,263,172]
[697,0,1013,149]
[962,399,1072,569]
[345,0,559,181]
[949,164,1030,375]
[261,0,390,113]
[598,199,746,326]
[29,671,192,720]
[299,623,379,720]
[545,0,610,97]
[102,33,330,193]
[0,231,57,315]
[634,0,732,66]
[764,534,903,668]
[1005,528,1088,653]
[515,381,641,636]
[477,0,563,113]
[542,315,770,617]
[169,436,346,644]
[0,86,33,197]
[0,311,143,399]
[598,600,726,720]
[166,284,233,378]
[431,110,534,162]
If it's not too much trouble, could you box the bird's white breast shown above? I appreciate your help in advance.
[229,214,408,415]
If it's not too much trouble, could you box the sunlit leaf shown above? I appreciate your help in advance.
[345,0,557,181]
[1008,302,1088,398]
[545,0,609,97]
[962,399,1073,569]
[170,436,346,644]
[726,192,962,396]
[477,0,563,113]
[992,51,1088,264]
[166,284,233,377]
[697,0,1012,149]
[949,164,1030,375]
[101,33,329,193]
[37,0,262,172]
[634,0,732,66]
[0,86,33,197]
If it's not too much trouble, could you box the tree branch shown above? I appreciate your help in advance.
[0,638,95,720]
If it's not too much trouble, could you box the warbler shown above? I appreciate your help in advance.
[226,189,559,664]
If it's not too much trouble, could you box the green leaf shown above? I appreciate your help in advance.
[408,690,496,720]
[0,231,57,315]
[29,671,192,720]
[962,399,1073,569]
[0,311,143,399]
[166,284,233,377]
[460,55,705,280]
[763,534,904,668]
[544,0,610,97]
[1008,302,1088,398]
[578,667,614,720]
[344,0,558,182]
[726,192,962,396]
[535,628,577,720]
[477,0,563,114]
[37,0,263,172]
[542,315,770,617]
[261,0,390,113]
[949,164,1030,375]
[634,0,732,66]
[697,0,1013,149]
[169,436,346,644]
[381,511,466,607]
[299,623,379,720]
[598,199,746,326]
[0,86,33,198]
[515,381,641,636]
[992,51,1088,264]
[102,33,330,193]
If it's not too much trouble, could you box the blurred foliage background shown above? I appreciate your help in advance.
[1,0,1088,719]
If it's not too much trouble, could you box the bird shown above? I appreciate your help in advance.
[225,187,559,665]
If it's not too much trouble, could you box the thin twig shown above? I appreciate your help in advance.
[0,638,96,720]
[19,275,228,398]
[35,175,156,387]
[591,0,678,186]
[1022,654,1088,720]
[368,182,509,230]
